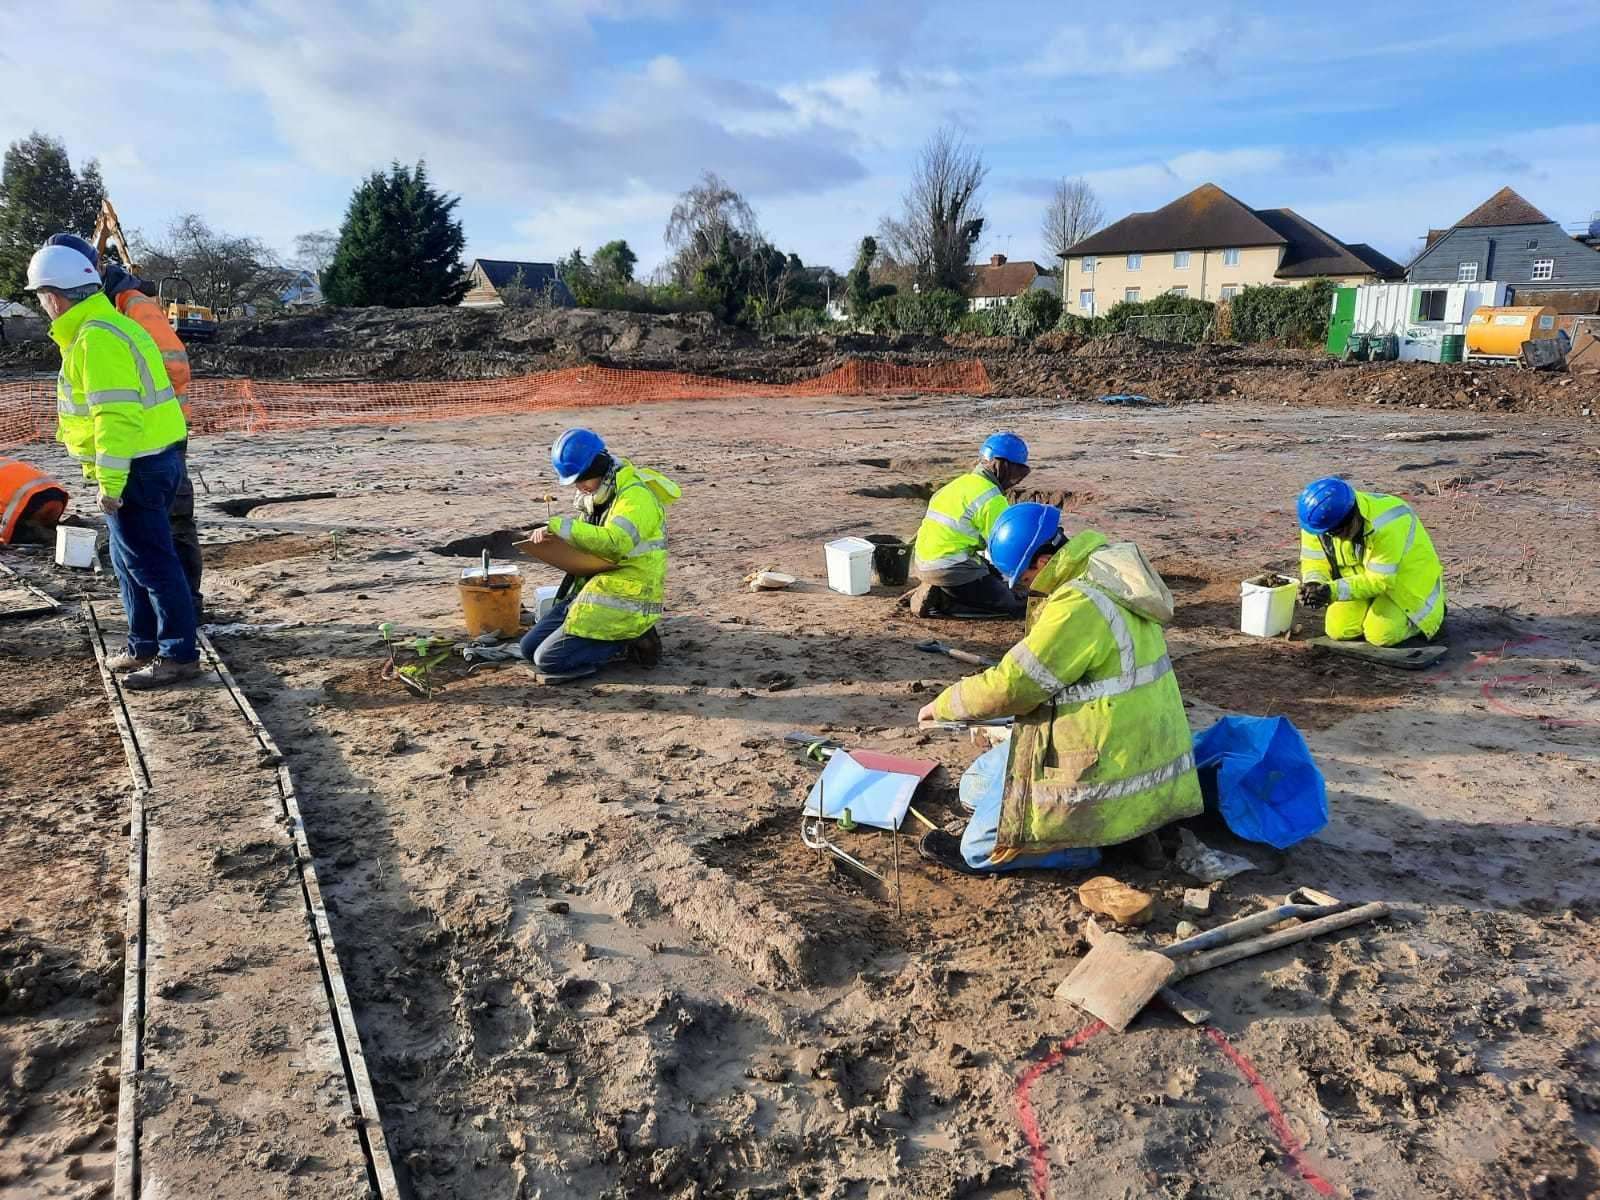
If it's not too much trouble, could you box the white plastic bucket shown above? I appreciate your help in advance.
[55,525,98,569]
[1240,575,1298,637]
[533,584,560,620]
[824,537,875,596]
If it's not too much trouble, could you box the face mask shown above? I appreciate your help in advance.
[576,469,617,516]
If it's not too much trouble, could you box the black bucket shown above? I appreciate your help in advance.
[865,534,913,586]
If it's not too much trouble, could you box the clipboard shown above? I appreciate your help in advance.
[513,536,617,576]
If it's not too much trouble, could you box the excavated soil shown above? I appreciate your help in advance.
[6,384,1600,1198]
[0,621,125,1198]
[4,308,1595,418]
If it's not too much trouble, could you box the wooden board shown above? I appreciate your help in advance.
[1306,636,1447,671]
[514,537,617,576]
[1054,931,1177,1033]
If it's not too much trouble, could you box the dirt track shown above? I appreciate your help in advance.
[4,382,1600,1198]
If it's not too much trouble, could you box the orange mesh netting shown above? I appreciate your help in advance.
[0,359,990,449]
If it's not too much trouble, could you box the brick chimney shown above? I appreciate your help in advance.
[989,253,1007,266]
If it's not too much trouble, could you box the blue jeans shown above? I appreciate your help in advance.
[959,743,1102,872]
[518,599,626,680]
[106,446,197,663]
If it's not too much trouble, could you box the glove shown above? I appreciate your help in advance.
[1298,581,1331,607]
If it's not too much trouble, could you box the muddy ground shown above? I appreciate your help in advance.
[3,306,1596,419]
[0,617,124,1198]
[4,386,1600,1199]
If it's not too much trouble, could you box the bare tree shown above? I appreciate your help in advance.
[138,214,281,315]
[292,229,338,280]
[1040,177,1104,263]
[663,171,761,288]
[878,126,987,293]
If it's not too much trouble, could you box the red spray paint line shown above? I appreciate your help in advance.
[1014,1022,1340,1199]
[1014,1021,1105,1200]
[1202,1026,1337,1197]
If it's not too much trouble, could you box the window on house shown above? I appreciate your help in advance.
[1082,256,1096,274]
[1457,261,1478,282]
[1223,248,1241,266]
[1527,238,1539,250]
[1219,285,1238,301]
[1124,287,1141,304]
[1126,254,1142,270]
[1532,258,1554,282]
[1078,289,1093,310]
[1169,286,1188,298]
[1173,250,1191,269]
[1416,289,1448,321]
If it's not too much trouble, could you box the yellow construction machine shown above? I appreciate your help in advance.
[92,198,219,342]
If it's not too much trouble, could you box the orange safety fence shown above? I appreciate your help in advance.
[0,358,990,449]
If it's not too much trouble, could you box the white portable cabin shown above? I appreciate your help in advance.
[1345,280,1510,361]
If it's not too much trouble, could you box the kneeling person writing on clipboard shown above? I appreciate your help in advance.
[518,427,681,683]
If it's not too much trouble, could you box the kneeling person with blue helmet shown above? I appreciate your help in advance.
[907,431,1031,618]
[1295,477,1445,647]
[521,428,680,683]
[916,503,1203,873]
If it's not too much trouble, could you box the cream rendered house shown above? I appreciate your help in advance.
[1061,183,1400,315]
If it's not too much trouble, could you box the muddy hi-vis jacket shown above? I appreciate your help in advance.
[913,468,1009,576]
[546,461,681,640]
[1298,491,1446,638]
[51,293,185,498]
[930,531,1202,861]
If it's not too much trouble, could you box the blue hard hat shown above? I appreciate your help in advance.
[1297,477,1357,534]
[981,431,1028,466]
[987,502,1062,587]
[551,427,607,485]
[46,232,98,269]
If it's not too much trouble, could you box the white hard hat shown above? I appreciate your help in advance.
[24,244,102,291]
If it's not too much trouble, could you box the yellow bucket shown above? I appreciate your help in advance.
[458,562,524,638]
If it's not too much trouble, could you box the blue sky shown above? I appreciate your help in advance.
[5,0,1599,276]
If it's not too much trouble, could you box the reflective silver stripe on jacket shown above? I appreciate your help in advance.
[0,481,44,533]
[1007,642,1068,695]
[1051,749,1196,807]
[959,485,1002,527]
[96,452,132,470]
[1058,655,1173,704]
[86,388,147,407]
[76,320,177,407]
[1007,583,1176,707]
[926,509,975,536]
[1071,583,1135,676]
[1369,503,1413,531]
[626,538,666,558]
[611,515,641,545]
[1408,579,1443,628]
[1300,543,1328,561]
[946,682,971,720]
[914,552,979,572]
[572,592,662,616]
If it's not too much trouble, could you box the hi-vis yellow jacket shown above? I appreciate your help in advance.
[931,530,1202,860]
[1298,490,1445,637]
[546,460,681,640]
[51,293,185,499]
[913,469,1009,575]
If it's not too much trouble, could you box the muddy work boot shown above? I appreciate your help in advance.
[106,651,156,673]
[625,626,662,667]
[918,829,984,876]
[122,658,203,691]
[902,583,945,619]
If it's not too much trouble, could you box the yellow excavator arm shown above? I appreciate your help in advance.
[91,198,140,274]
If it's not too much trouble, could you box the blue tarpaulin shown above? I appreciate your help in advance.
[1193,716,1328,849]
